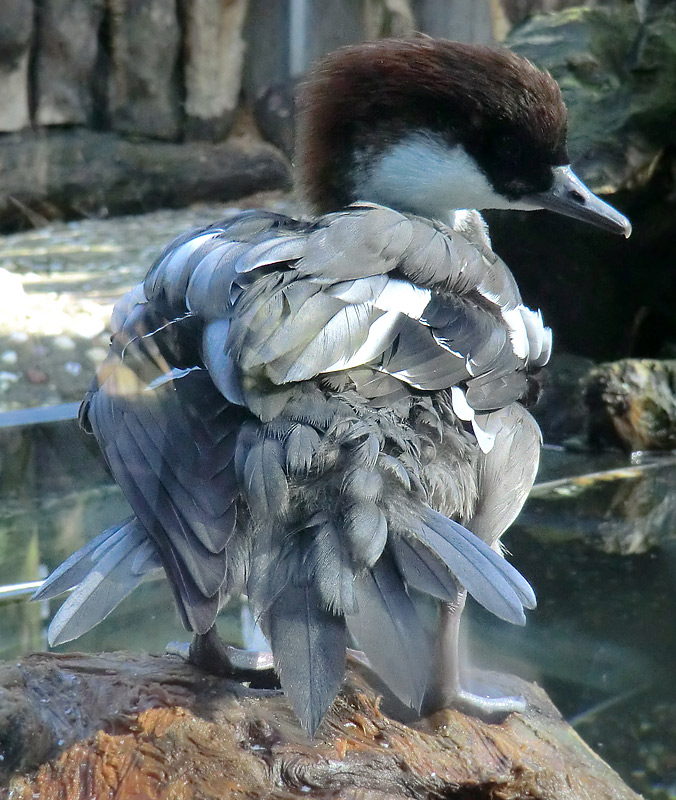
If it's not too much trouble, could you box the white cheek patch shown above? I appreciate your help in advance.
[357,132,538,219]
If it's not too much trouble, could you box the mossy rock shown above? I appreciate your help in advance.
[507,5,676,193]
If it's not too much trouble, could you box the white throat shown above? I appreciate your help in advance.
[355,132,536,220]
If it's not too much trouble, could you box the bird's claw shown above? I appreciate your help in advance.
[423,669,527,720]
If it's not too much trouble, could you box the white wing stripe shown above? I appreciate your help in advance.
[324,310,402,373]
[501,307,529,360]
[373,279,431,319]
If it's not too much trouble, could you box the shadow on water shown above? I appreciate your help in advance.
[469,448,676,799]
[1,413,675,798]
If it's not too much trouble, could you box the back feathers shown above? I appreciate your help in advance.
[36,204,546,734]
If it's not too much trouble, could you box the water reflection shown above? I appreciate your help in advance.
[471,449,676,798]
[0,417,674,797]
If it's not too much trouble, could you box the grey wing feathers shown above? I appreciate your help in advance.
[34,517,162,646]
[81,297,250,633]
[34,517,155,602]
[142,204,546,410]
[226,212,511,395]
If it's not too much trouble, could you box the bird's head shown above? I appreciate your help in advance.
[297,37,631,237]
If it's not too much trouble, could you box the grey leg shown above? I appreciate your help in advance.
[423,593,526,719]
[422,405,540,719]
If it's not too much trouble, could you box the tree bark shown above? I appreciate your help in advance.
[2,651,641,799]
[0,130,291,233]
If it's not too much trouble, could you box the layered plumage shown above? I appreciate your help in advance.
[36,37,630,735]
[37,203,545,731]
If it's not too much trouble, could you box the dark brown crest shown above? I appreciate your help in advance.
[297,38,569,213]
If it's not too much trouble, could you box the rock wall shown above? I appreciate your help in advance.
[0,0,509,141]
[1,0,250,140]
[0,0,33,133]
[0,0,633,233]
[0,0,507,231]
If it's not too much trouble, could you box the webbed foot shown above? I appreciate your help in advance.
[167,626,279,689]
[424,683,526,719]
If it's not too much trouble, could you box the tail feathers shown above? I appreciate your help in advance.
[343,502,388,569]
[34,518,162,647]
[248,513,356,620]
[303,514,357,615]
[345,550,431,712]
[416,508,536,625]
[266,581,347,737]
[391,534,459,603]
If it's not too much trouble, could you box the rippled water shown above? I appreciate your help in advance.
[0,206,674,798]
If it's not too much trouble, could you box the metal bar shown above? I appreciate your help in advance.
[529,455,676,497]
[0,402,80,429]
[0,580,44,602]
[289,0,308,76]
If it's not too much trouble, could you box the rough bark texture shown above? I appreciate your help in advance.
[0,0,33,133]
[108,0,182,139]
[33,0,106,126]
[3,651,640,799]
[0,130,291,231]
[183,0,249,141]
[584,359,676,451]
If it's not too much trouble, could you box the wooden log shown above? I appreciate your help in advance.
[2,651,640,799]
[584,359,676,451]
[0,0,33,133]
[183,0,249,141]
[0,130,291,233]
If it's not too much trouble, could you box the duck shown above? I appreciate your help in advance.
[34,37,631,736]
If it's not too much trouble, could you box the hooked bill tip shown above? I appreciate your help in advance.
[530,166,633,238]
